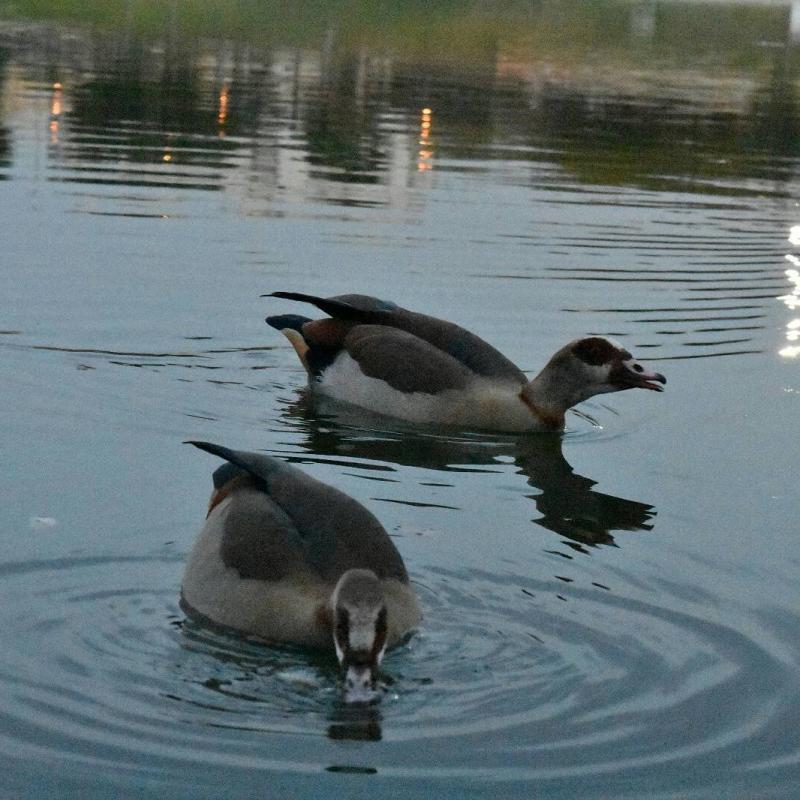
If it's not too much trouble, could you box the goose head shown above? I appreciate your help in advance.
[523,336,666,423]
[330,568,389,703]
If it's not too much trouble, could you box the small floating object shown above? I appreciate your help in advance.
[181,441,421,704]
[265,291,666,432]
[29,516,57,530]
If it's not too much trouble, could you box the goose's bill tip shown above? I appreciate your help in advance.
[343,665,380,705]
[645,372,667,391]
[614,363,667,392]
[635,374,666,392]
[343,687,380,705]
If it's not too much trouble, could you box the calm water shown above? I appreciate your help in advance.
[2,3,800,798]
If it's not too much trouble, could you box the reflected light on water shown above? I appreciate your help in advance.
[417,106,433,172]
[217,83,229,137]
[779,256,800,357]
[49,81,62,144]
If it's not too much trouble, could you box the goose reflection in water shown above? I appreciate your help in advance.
[327,701,383,742]
[278,395,656,550]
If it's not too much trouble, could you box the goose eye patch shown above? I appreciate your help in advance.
[571,337,620,366]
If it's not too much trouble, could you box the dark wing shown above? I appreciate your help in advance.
[218,486,308,580]
[266,291,527,384]
[343,325,474,394]
[188,441,409,583]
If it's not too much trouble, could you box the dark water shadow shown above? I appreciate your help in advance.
[278,395,656,550]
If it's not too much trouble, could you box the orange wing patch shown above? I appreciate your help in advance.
[207,474,255,517]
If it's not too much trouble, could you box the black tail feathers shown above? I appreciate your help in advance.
[265,313,312,332]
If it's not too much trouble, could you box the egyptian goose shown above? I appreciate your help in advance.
[265,292,665,432]
[181,441,421,702]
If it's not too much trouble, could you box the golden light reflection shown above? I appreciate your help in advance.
[50,81,63,144]
[162,151,173,163]
[417,107,434,172]
[778,255,800,357]
[217,83,229,136]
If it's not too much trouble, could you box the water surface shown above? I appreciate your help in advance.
[2,3,799,798]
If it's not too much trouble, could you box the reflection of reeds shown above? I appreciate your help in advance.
[5,12,799,202]
[4,0,798,69]
[5,4,800,201]
[8,0,508,61]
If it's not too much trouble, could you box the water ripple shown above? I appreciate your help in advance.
[0,554,796,793]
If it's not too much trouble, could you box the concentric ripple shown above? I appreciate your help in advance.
[0,552,798,797]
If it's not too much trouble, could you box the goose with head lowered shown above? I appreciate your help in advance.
[181,441,421,703]
[264,291,666,432]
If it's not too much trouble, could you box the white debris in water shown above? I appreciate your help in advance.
[29,517,57,530]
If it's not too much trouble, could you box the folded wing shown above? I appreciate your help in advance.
[188,441,409,584]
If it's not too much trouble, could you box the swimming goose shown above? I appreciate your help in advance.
[264,291,666,432]
[181,441,421,702]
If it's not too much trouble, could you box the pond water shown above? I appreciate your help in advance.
[2,3,800,797]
